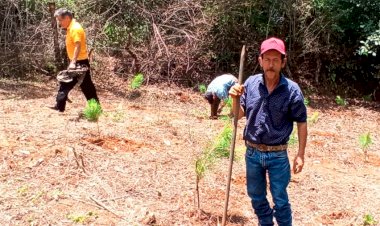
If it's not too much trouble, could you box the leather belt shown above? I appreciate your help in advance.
[246,141,288,152]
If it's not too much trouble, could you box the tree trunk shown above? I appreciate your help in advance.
[48,2,61,71]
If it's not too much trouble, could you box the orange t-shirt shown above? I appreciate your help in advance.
[66,19,88,61]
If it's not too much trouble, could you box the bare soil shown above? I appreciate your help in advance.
[0,75,379,226]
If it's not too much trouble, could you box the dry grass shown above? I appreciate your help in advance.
[0,75,379,225]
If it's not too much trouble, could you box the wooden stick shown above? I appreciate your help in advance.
[89,196,125,220]
[222,45,246,226]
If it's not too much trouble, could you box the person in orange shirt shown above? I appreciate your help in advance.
[51,8,99,112]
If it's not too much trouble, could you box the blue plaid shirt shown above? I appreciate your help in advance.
[240,74,307,145]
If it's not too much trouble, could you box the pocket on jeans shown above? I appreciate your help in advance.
[245,147,256,158]
[273,150,288,159]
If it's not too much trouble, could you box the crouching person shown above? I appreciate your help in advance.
[204,74,237,119]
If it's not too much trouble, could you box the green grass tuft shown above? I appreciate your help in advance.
[304,97,310,106]
[308,111,319,124]
[363,214,377,225]
[359,132,372,149]
[131,73,144,89]
[198,84,207,94]
[335,95,347,106]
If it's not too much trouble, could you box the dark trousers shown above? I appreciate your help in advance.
[56,59,99,112]
[210,97,221,117]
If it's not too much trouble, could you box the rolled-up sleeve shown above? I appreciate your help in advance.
[290,88,307,122]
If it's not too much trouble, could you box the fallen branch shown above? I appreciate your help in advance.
[99,194,131,203]
[72,148,86,174]
[89,196,125,220]
[31,64,49,75]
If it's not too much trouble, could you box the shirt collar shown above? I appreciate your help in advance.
[67,19,75,30]
[260,73,287,88]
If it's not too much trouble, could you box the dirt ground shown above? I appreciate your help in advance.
[0,75,379,226]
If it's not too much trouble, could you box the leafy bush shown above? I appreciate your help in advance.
[358,26,380,57]
[362,94,373,102]
[131,73,144,89]
[83,99,102,122]
[335,96,347,106]
[1,0,380,96]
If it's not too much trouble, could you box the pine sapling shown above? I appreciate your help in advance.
[83,99,102,136]
[359,132,373,162]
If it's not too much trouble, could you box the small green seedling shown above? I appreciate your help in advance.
[67,211,97,224]
[131,73,144,89]
[304,97,310,106]
[335,95,347,106]
[31,191,45,204]
[359,132,373,162]
[83,99,102,122]
[84,99,102,137]
[194,119,233,212]
[362,94,373,102]
[198,84,207,94]
[308,111,319,124]
[195,151,215,211]
[17,185,29,197]
[363,214,377,225]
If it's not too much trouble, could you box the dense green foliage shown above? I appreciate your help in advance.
[1,0,379,97]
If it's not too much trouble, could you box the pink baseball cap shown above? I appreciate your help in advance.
[260,37,286,55]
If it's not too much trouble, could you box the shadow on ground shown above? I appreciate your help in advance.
[307,95,380,113]
[0,78,56,100]
[198,210,250,225]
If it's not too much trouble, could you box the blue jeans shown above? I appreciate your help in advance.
[245,147,292,226]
